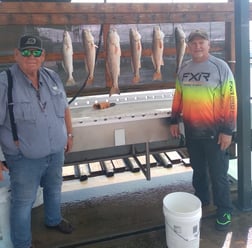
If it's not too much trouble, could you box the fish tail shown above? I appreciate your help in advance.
[109,87,120,96]
[153,72,162,81]
[87,76,94,85]
[66,76,76,86]
[132,75,140,84]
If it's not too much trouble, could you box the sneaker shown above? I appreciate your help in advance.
[46,218,74,234]
[215,213,231,231]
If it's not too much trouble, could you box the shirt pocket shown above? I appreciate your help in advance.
[51,90,66,118]
[13,101,36,123]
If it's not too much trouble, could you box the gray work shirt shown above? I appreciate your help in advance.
[0,64,68,159]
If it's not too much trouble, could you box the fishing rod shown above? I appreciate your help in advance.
[68,24,104,105]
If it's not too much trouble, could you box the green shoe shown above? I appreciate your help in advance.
[215,213,231,231]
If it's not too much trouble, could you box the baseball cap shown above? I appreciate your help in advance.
[187,30,209,42]
[18,35,43,50]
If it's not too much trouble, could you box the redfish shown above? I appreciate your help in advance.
[62,30,76,86]
[82,29,97,85]
[175,25,187,74]
[151,26,164,81]
[129,27,142,84]
[106,28,121,96]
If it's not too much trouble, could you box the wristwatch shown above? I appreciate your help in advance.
[67,133,74,138]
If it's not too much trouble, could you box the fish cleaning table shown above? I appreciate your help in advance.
[65,89,184,180]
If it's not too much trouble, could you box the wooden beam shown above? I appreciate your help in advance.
[0,2,234,14]
[0,2,237,25]
[1,46,222,64]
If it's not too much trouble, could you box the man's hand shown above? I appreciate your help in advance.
[170,124,180,138]
[0,161,8,181]
[218,133,232,151]
[64,136,73,153]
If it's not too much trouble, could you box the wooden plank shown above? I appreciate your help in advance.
[0,2,248,25]
[0,3,235,14]
[0,46,223,64]
[0,12,234,25]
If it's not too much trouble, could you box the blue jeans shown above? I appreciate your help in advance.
[186,137,233,216]
[4,151,64,248]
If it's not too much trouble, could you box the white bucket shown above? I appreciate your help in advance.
[0,187,13,248]
[163,192,202,248]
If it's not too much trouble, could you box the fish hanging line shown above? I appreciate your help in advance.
[68,24,104,105]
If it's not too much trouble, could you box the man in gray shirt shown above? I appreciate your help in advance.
[0,34,74,248]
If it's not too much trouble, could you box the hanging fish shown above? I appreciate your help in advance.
[106,28,121,96]
[175,25,187,74]
[129,27,142,84]
[62,30,76,86]
[82,29,97,85]
[151,26,164,81]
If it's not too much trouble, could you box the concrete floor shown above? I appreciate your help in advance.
[29,166,252,248]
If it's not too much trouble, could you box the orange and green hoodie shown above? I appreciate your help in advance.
[170,55,237,139]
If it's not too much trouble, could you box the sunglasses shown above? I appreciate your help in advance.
[20,49,43,57]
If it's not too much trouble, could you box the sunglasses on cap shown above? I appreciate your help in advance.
[19,49,43,57]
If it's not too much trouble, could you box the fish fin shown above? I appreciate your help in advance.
[92,43,98,49]
[153,72,162,81]
[132,75,140,84]
[109,87,120,96]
